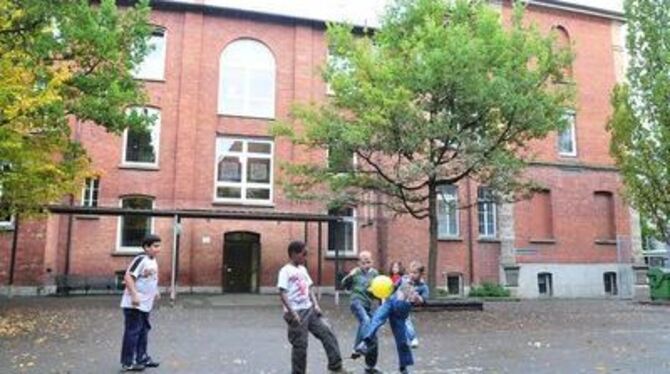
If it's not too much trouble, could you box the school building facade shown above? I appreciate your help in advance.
[0,0,648,299]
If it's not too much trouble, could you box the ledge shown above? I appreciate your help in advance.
[595,239,617,245]
[118,164,160,171]
[478,237,501,243]
[75,215,100,221]
[111,251,142,257]
[529,238,556,244]
[438,237,463,242]
[325,255,359,260]
[211,202,275,209]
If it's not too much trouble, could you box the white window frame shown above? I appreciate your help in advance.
[218,39,276,118]
[558,111,577,156]
[0,167,14,229]
[437,185,459,238]
[327,207,358,256]
[133,27,167,81]
[81,177,100,207]
[122,107,161,168]
[213,137,274,205]
[116,196,155,254]
[477,187,497,238]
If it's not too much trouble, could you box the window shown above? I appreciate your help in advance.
[530,190,553,239]
[477,187,497,238]
[552,26,573,81]
[214,137,273,204]
[604,272,618,296]
[328,146,354,173]
[325,50,353,96]
[328,207,357,256]
[81,177,100,207]
[437,185,459,238]
[558,111,577,156]
[594,191,616,240]
[537,272,553,296]
[122,107,160,167]
[445,273,463,296]
[117,197,154,252]
[219,39,276,118]
[133,28,167,80]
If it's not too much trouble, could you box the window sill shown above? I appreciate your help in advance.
[478,237,501,243]
[118,164,160,171]
[558,153,578,158]
[111,250,143,257]
[217,113,276,121]
[135,77,166,83]
[211,202,275,209]
[529,238,556,244]
[75,215,100,221]
[325,254,359,260]
[595,239,617,245]
[438,237,463,242]
[0,224,15,231]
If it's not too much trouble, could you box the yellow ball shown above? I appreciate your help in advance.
[368,275,395,299]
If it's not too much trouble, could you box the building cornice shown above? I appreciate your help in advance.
[524,1,624,21]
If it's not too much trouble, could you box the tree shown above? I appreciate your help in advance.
[608,0,670,242]
[0,0,153,216]
[273,0,573,291]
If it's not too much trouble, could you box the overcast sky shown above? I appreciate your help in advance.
[194,0,623,27]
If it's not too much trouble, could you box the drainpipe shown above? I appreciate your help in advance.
[8,214,20,285]
[466,178,475,285]
[64,195,74,277]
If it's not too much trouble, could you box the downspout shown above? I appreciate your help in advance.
[8,214,20,285]
[466,178,475,286]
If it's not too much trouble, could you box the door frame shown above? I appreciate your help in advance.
[222,231,261,293]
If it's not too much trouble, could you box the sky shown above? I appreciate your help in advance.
[169,1,624,28]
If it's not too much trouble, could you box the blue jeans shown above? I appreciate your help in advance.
[361,297,413,369]
[405,316,416,342]
[350,299,378,368]
[120,308,152,366]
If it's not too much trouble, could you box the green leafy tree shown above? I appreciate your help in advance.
[608,0,670,242]
[0,0,153,216]
[273,0,574,291]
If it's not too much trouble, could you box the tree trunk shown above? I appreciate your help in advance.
[427,183,438,297]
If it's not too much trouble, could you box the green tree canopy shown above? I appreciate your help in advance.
[608,0,670,242]
[273,0,574,290]
[0,0,153,216]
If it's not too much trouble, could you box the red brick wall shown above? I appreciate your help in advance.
[4,3,631,291]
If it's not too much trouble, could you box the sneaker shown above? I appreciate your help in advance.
[399,367,410,374]
[365,366,384,374]
[328,367,354,374]
[120,363,145,372]
[410,338,419,348]
[350,349,361,360]
[140,358,160,368]
[353,341,369,358]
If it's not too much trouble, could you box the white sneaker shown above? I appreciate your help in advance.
[410,338,419,348]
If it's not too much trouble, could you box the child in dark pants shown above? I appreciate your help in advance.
[341,250,381,374]
[120,234,162,372]
[354,261,429,374]
[278,240,352,374]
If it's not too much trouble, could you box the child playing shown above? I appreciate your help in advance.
[120,234,162,372]
[354,261,429,374]
[389,261,420,348]
[389,261,404,284]
[340,251,382,374]
[277,240,351,374]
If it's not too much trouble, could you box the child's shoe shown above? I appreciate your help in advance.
[409,338,419,348]
[399,367,410,374]
[350,349,361,359]
[353,341,369,358]
[139,357,160,368]
[120,363,145,372]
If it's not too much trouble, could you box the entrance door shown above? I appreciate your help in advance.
[223,232,260,293]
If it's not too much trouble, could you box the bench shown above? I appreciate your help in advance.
[56,274,123,295]
[414,299,484,312]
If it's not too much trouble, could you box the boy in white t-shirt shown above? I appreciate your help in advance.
[120,234,162,372]
[278,240,351,374]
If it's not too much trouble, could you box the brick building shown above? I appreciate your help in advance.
[0,0,647,298]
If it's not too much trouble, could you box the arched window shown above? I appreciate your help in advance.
[552,25,573,80]
[218,39,276,118]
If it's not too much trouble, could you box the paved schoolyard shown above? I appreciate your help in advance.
[1,294,669,373]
